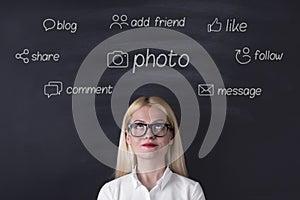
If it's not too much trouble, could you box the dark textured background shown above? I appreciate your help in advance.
[1,0,299,199]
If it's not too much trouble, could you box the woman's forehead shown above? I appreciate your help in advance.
[131,105,167,122]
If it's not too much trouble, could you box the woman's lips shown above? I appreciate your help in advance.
[142,143,158,148]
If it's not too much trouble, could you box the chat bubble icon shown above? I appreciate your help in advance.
[43,18,56,31]
[44,81,63,98]
[48,81,63,94]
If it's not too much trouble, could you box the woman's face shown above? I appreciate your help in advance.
[126,105,173,158]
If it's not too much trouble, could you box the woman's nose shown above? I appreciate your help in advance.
[144,127,155,139]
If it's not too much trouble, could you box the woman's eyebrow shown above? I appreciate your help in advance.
[152,119,166,123]
[133,120,145,123]
[132,119,165,123]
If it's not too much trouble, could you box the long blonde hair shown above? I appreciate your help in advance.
[115,96,188,178]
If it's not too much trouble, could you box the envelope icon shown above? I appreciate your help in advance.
[198,84,214,96]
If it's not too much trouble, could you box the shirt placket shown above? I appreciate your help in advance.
[138,185,151,200]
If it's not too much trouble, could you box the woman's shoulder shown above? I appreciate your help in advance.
[101,173,132,189]
[98,173,132,199]
[171,172,200,186]
[170,172,205,199]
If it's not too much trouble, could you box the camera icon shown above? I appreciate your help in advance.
[107,50,129,68]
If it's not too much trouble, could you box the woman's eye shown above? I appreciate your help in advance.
[153,124,164,130]
[135,123,145,129]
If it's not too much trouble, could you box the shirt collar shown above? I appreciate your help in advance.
[131,166,140,189]
[131,166,173,190]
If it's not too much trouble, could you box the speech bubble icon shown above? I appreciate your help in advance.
[43,18,56,31]
[44,85,59,98]
[48,81,63,94]
[44,81,63,98]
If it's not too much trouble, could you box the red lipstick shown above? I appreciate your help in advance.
[142,143,158,148]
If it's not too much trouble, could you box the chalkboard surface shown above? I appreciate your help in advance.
[1,0,299,199]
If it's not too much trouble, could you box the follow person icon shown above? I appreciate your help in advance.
[110,14,129,29]
[235,46,251,65]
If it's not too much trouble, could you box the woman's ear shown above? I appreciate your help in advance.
[125,131,131,145]
[169,132,174,145]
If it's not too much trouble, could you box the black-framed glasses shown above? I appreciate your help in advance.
[127,122,173,137]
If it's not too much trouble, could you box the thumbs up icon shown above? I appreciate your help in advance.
[207,18,222,32]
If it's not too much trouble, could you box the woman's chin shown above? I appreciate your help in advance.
[136,151,157,159]
[136,149,166,160]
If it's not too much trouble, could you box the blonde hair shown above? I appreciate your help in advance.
[115,96,188,178]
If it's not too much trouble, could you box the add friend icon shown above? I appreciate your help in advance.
[110,14,129,29]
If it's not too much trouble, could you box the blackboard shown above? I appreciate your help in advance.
[1,0,299,199]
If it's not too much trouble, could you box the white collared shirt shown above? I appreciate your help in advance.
[97,167,206,200]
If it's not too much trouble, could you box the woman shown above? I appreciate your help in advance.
[98,96,205,200]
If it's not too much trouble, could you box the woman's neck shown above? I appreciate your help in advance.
[136,157,166,191]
